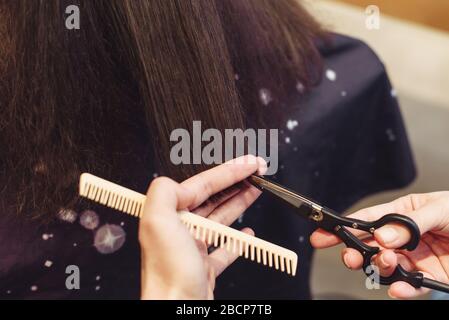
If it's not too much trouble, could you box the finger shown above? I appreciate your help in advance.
[387,252,434,299]
[311,193,446,249]
[310,229,344,248]
[396,253,415,271]
[422,233,449,276]
[181,155,267,209]
[339,235,414,270]
[342,249,399,274]
[346,192,446,223]
[388,282,421,299]
[309,199,407,248]
[375,198,449,249]
[400,237,449,284]
[144,177,195,219]
[193,183,242,217]
[194,239,209,258]
[207,267,217,298]
[339,237,380,270]
[388,271,433,299]
[341,248,364,270]
[368,242,449,299]
[208,228,255,277]
[206,183,262,226]
[341,249,418,298]
[140,177,196,249]
[341,247,420,293]
[370,251,415,273]
[310,225,377,249]
[341,236,387,269]
[374,250,398,277]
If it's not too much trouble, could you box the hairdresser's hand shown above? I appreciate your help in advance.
[310,192,449,299]
[139,155,267,300]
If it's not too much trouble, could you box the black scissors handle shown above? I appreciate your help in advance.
[248,175,449,293]
[320,207,424,287]
[320,207,421,250]
[331,222,423,287]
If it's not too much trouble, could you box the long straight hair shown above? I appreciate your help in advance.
[0,0,324,221]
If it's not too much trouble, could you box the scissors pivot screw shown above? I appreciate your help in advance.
[352,223,359,229]
[310,210,323,222]
[369,227,375,234]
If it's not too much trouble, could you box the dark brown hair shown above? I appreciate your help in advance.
[0,0,324,221]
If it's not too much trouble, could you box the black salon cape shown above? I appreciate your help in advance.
[0,34,415,299]
[214,34,415,299]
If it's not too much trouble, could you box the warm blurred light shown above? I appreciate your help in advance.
[335,0,449,32]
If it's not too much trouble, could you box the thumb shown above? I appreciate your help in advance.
[144,177,195,218]
[374,198,448,249]
[140,177,196,247]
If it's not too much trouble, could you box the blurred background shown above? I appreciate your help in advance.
[302,0,449,299]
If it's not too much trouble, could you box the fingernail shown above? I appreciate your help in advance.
[377,227,399,244]
[380,253,390,268]
[256,157,268,175]
[388,290,397,299]
[343,254,352,269]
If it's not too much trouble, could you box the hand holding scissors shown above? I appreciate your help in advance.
[249,176,449,296]
[311,191,449,298]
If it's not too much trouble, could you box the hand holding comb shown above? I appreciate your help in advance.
[79,173,298,276]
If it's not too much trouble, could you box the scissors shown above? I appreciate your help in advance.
[249,175,449,294]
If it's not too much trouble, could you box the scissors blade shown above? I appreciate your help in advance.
[249,175,321,211]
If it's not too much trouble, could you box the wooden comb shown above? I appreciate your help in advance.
[79,173,298,276]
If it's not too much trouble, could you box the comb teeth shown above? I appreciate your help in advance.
[80,173,145,218]
[79,173,298,276]
[178,211,297,275]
